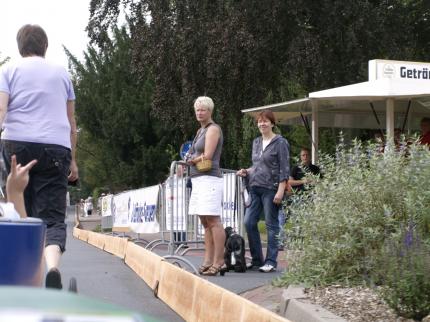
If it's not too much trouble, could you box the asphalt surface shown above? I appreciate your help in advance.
[61,207,285,321]
[60,208,183,322]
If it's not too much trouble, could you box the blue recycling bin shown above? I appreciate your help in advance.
[0,217,46,286]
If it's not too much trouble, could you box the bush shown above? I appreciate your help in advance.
[280,138,430,317]
[377,224,430,320]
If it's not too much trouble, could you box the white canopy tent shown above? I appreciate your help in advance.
[242,78,430,163]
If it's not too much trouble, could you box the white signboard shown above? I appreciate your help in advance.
[369,59,430,81]
[112,191,131,228]
[112,186,160,233]
[128,185,160,234]
[165,176,188,231]
[101,194,113,217]
[221,172,238,229]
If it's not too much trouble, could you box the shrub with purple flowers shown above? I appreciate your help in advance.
[377,223,430,320]
[280,137,430,318]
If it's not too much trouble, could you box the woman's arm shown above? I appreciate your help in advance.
[0,92,9,128]
[202,125,220,160]
[67,100,79,182]
[273,180,286,204]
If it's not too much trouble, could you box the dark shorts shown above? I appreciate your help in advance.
[1,140,71,252]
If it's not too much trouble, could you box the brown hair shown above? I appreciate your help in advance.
[300,147,311,154]
[256,110,276,125]
[16,24,48,57]
[421,117,430,125]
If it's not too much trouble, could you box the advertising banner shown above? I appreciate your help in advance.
[165,176,188,231]
[221,172,237,229]
[111,185,160,233]
[101,194,113,217]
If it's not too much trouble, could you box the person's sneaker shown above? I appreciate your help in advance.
[246,262,263,270]
[45,268,63,289]
[259,264,276,273]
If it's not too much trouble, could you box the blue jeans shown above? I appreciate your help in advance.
[244,186,280,267]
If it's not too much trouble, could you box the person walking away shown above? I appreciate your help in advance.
[0,24,78,289]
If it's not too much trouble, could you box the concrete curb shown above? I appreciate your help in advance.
[279,285,347,322]
[74,228,291,322]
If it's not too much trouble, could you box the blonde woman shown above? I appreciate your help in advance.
[186,96,225,276]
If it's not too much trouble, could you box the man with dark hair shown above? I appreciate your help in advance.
[419,117,430,146]
[289,147,321,192]
[0,24,78,289]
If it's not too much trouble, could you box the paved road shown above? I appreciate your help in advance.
[60,208,183,322]
[62,207,286,321]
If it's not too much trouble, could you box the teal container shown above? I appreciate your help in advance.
[0,217,46,286]
[0,287,162,322]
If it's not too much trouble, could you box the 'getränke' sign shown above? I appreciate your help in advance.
[369,59,430,81]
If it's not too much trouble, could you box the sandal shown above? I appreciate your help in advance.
[201,265,224,276]
[198,264,212,275]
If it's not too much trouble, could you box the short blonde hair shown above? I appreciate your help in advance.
[194,96,214,112]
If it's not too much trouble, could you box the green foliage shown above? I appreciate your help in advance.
[83,0,430,191]
[66,26,171,193]
[0,52,9,66]
[377,227,430,320]
[282,139,430,288]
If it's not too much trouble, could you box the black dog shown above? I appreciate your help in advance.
[221,227,246,275]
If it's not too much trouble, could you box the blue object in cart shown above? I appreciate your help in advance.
[0,217,46,286]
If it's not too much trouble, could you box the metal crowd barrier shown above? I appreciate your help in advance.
[84,161,246,273]
[154,161,245,272]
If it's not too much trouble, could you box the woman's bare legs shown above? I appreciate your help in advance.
[202,216,225,267]
[199,216,214,266]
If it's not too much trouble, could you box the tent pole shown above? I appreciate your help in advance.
[311,100,319,164]
[370,102,385,138]
[386,98,395,144]
[401,100,411,133]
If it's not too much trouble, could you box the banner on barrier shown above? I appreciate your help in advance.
[129,185,160,234]
[101,194,113,217]
[165,173,238,234]
[221,173,238,229]
[165,176,187,231]
[111,186,160,233]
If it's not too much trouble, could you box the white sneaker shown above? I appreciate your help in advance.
[259,264,276,272]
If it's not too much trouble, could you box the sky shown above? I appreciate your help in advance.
[0,0,91,68]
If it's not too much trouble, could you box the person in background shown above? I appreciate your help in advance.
[419,117,430,146]
[86,197,93,216]
[0,24,78,289]
[289,147,321,192]
[237,110,290,273]
[186,96,225,276]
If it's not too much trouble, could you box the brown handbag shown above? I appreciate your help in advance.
[195,154,212,172]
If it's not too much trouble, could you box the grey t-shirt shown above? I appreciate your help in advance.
[189,123,223,178]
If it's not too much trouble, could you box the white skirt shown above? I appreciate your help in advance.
[188,175,223,216]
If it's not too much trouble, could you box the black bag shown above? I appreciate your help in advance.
[223,227,247,273]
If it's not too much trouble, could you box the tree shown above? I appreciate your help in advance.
[88,0,296,168]
[66,26,170,193]
[85,0,430,176]
[0,52,9,66]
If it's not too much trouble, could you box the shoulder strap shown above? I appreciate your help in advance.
[190,122,213,155]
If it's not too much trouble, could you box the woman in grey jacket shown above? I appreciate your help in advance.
[237,110,290,272]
